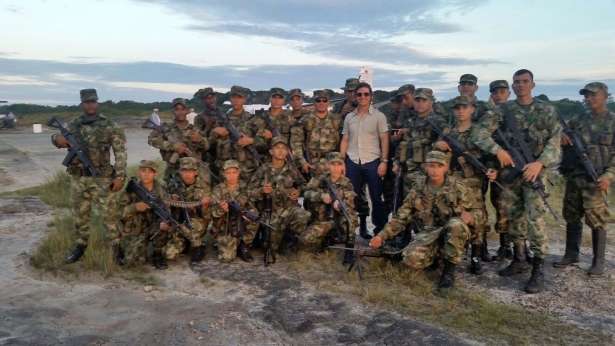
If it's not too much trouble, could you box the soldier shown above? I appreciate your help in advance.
[117,160,168,268]
[249,137,311,253]
[333,77,359,121]
[397,84,417,122]
[51,88,127,264]
[288,88,311,125]
[302,152,358,263]
[210,160,259,262]
[148,97,209,183]
[259,87,293,144]
[434,96,499,272]
[395,88,447,196]
[166,157,212,265]
[442,74,492,122]
[471,69,561,293]
[381,91,406,214]
[369,151,475,293]
[194,87,224,170]
[489,80,511,107]
[209,86,266,181]
[290,89,343,176]
[554,82,615,275]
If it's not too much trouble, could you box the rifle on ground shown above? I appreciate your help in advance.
[215,111,262,164]
[558,115,608,206]
[426,118,506,190]
[328,244,403,280]
[48,117,99,177]
[494,114,559,220]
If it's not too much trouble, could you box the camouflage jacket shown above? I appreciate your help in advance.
[148,121,209,169]
[290,112,343,165]
[561,110,615,181]
[289,108,311,125]
[398,112,448,168]
[304,174,356,221]
[440,123,489,181]
[167,176,211,218]
[332,99,356,120]
[119,179,167,234]
[379,175,471,241]
[194,105,225,138]
[257,109,293,144]
[211,182,257,235]
[249,162,305,210]
[471,98,562,170]
[441,97,493,123]
[52,113,127,178]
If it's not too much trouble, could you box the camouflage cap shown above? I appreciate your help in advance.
[414,88,434,101]
[223,159,240,171]
[269,87,286,98]
[313,89,330,100]
[138,159,158,172]
[459,74,478,84]
[198,87,215,97]
[342,78,360,91]
[425,150,450,165]
[172,98,188,108]
[289,88,304,99]
[489,80,509,92]
[579,82,610,96]
[271,136,289,148]
[230,85,249,98]
[80,89,98,102]
[327,152,345,164]
[451,95,475,108]
[397,84,416,95]
[179,157,198,171]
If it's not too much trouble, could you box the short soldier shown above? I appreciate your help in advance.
[333,78,359,122]
[290,89,343,176]
[554,82,615,275]
[165,157,212,265]
[259,87,294,145]
[489,80,511,107]
[370,151,475,292]
[117,160,167,268]
[51,88,127,264]
[302,152,358,264]
[210,160,259,262]
[288,88,312,126]
[249,137,311,253]
[148,97,209,182]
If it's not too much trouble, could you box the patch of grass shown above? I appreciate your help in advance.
[8,171,71,208]
[286,251,612,345]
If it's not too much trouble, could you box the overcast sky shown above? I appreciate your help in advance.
[1,0,614,104]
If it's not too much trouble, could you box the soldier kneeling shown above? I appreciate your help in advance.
[369,151,475,293]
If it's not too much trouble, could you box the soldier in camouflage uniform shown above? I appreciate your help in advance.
[249,137,311,253]
[370,151,474,292]
[489,80,511,108]
[554,82,615,276]
[333,78,359,122]
[117,160,168,268]
[290,89,343,176]
[209,86,267,182]
[471,69,561,293]
[302,152,358,264]
[210,160,259,262]
[381,91,408,214]
[51,89,127,264]
[194,87,225,172]
[441,74,493,123]
[434,96,499,273]
[148,98,210,183]
[288,88,312,126]
[165,157,212,265]
[258,87,294,145]
[395,88,447,196]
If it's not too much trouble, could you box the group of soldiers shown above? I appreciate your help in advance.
[50,69,613,295]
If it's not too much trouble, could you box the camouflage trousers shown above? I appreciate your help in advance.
[468,208,488,245]
[301,214,358,250]
[266,206,311,251]
[159,218,208,260]
[563,176,612,229]
[500,180,548,258]
[120,233,148,265]
[401,218,470,269]
[490,182,511,235]
[402,168,425,197]
[70,176,119,246]
[211,221,259,262]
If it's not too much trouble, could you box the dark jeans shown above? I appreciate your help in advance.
[345,157,388,231]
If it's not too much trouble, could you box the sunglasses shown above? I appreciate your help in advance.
[315,98,329,103]
[355,92,371,97]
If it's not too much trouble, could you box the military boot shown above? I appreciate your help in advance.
[588,228,606,276]
[495,233,513,260]
[438,261,457,291]
[342,250,355,266]
[190,245,206,265]
[524,257,545,294]
[112,243,125,266]
[359,216,371,240]
[498,241,531,276]
[152,251,168,270]
[553,222,582,268]
[469,244,483,275]
[65,243,87,264]
[237,240,254,262]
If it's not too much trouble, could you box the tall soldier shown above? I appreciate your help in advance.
[194,87,224,170]
[471,69,562,293]
[249,137,311,253]
[554,82,615,275]
[51,89,127,263]
[333,78,359,121]
[148,98,209,183]
[259,87,293,144]
[291,89,343,176]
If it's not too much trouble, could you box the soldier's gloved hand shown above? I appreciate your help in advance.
[322,193,332,204]
[110,177,124,192]
[461,211,474,226]
[597,177,610,192]
[135,202,150,212]
[190,130,203,143]
[237,135,254,147]
[561,133,572,146]
[434,140,451,152]
[213,127,229,137]
[174,142,188,154]
[263,183,273,194]
[496,149,514,168]
[54,134,70,148]
[160,222,171,232]
[369,235,383,249]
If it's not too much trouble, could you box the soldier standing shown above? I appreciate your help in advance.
[441,74,493,122]
[288,88,311,125]
[51,89,127,264]
[194,87,224,170]
[489,80,511,107]
[333,78,359,122]
[554,82,614,275]
[259,87,293,144]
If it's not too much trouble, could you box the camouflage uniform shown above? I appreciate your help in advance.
[301,154,358,249]
[472,98,562,259]
[194,87,225,168]
[333,78,359,123]
[380,92,409,212]
[51,89,127,247]
[441,74,494,123]
[249,145,311,251]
